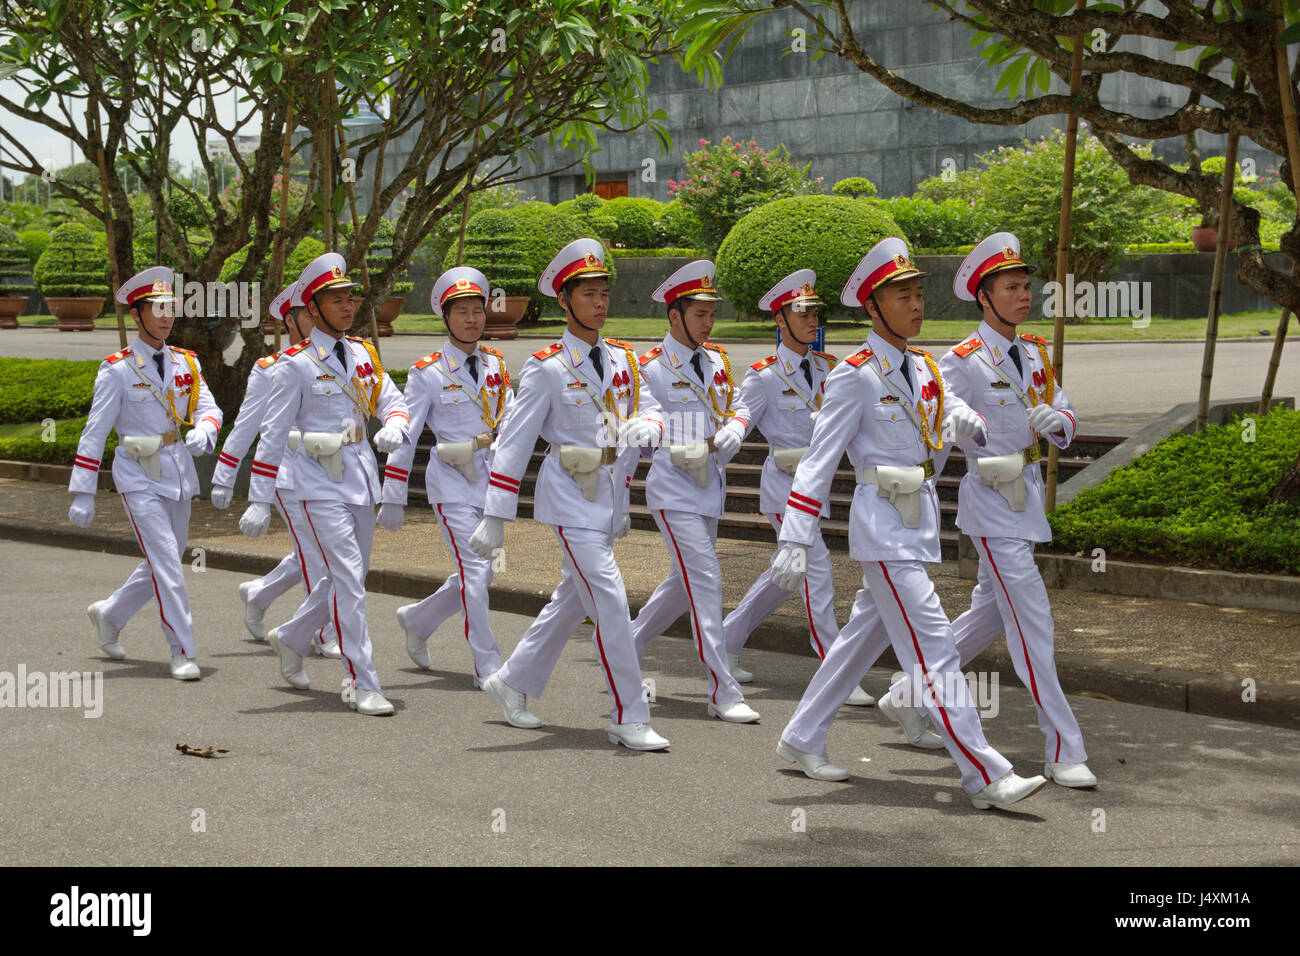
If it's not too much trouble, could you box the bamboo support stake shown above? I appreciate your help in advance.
[270,94,295,352]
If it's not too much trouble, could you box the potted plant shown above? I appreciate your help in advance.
[461,233,533,339]
[0,224,34,329]
[33,222,109,331]
[357,218,405,337]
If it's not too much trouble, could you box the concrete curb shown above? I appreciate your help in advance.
[3,516,1296,731]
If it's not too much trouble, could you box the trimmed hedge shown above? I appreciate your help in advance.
[1048,406,1300,574]
[0,416,116,467]
[882,195,992,251]
[609,247,707,258]
[657,199,701,247]
[219,236,326,288]
[33,222,109,298]
[0,223,34,296]
[715,195,903,319]
[0,358,99,424]
[603,197,666,249]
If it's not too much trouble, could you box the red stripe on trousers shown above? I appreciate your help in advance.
[877,561,990,785]
[120,492,179,648]
[437,503,477,677]
[659,510,719,703]
[276,491,311,592]
[979,537,1060,762]
[302,502,357,684]
[556,526,623,723]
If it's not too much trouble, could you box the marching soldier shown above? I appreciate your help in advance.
[69,266,223,680]
[627,260,758,723]
[467,238,671,751]
[380,267,513,685]
[719,269,873,707]
[771,237,1047,810]
[210,282,340,658]
[881,232,1094,788]
[238,253,409,716]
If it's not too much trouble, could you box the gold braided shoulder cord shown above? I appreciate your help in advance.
[707,345,737,419]
[167,352,201,426]
[915,350,945,452]
[1027,338,1056,406]
[603,345,641,423]
[348,338,384,418]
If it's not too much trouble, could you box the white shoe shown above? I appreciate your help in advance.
[472,675,487,690]
[396,604,430,669]
[350,688,394,716]
[86,601,125,660]
[777,739,848,781]
[169,654,200,680]
[878,693,945,749]
[708,700,760,723]
[608,721,670,751]
[1045,761,1097,788]
[268,628,309,690]
[728,652,753,684]
[312,636,342,659]
[844,685,876,707]
[482,672,542,729]
[238,581,266,641]
[971,772,1048,810]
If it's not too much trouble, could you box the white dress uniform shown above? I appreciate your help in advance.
[721,271,840,666]
[482,327,657,725]
[248,266,409,695]
[68,269,222,663]
[628,263,752,713]
[381,269,514,679]
[778,240,1023,797]
[886,234,1088,770]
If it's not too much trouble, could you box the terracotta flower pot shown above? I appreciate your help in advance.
[46,296,105,331]
[375,295,405,337]
[1191,225,1236,253]
[484,296,527,340]
[0,296,28,329]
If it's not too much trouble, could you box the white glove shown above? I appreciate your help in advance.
[210,484,233,510]
[239,502,271,538]
[373,424,405,454]
[377,503,405,532]
[619,416,662,449]
[615,513,631,538]
[185,427,212,455]
[68,493,95,528]
[1027,403,1066,436]
[944,406,986,446]
[770,543,809,592]
[468,515,504,559]
[712,421,743,457]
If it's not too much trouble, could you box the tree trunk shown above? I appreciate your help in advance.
[1268,449,1300,505]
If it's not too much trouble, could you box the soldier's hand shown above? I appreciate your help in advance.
[944,407,986,445]
[377,503,405,532]
[615,512,631,539]
[619,416,662,449]
[712,421,743,458]
[1027,404,1065,436]
[210,484,233,510]
[185,427,211,455]
[771,543,809,591]
[373,424,405,454]
[468,515,504,559]
[239,502,271,538]
[68,493,95,528]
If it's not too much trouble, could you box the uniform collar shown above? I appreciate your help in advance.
[776,341,812,376]
[866,330,908,376]
[440,337,480,382]
[660,332,701,370]
[978,320,1019,366]
[309,326,351,374]
[562,328,608,388]
[129,337,168,381]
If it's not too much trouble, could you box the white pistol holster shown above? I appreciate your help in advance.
[976,452,1028,512]
[772,445,808,477]
[120,434,164,481]
[287,429,302,453]
[554,445,612,501]
[860,464,927,529]
[303,431,347,483]
[669,441,712,487]
[436,439,478,483]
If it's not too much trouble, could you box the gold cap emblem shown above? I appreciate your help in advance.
[584,252,601,268]
[455,278,471,290]
[331,265,344,279]
[1002,246,1017,260]
[701,274,713,289]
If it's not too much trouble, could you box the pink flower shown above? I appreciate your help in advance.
[733,170,740,177]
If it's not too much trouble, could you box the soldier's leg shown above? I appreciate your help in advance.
[630,561,687,660]
[497,571,586,699]
[300,500,381,692]
[862,560,1013,795]
[426,502,502,677]
[722,514,798,656]
[798,525,838,660]
[276,496,339,655]
[114,491,196,658]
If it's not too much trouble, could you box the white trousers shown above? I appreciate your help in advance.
[631,509,744,708]
[783,561,1013,795]
[257,491,338,647]
[102,491,196,658]
[890,536,1087,765]
[278,499,381,693]
[722,512,836,660]
[402,501,502,678]
[498,525,650,725]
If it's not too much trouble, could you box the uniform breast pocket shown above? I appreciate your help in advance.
[439,391,473,414]
[558,389,590,427]
[311,382,336,396]
[983,388,1023,432]
[873,403,913,449]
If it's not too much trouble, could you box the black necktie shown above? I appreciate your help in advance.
[690,352,705,386]
[153,352,164,382]
[590,346,604,383]
[799,357,812,390]
[467,354,479,383]
[900,354,913,391]
[333,340,348,373]
[1008,343,1024,379]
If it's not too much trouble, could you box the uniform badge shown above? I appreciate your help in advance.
[444,382,463,391]
[131,382,151,389]
[990,380,1012,389]
[880,394,900,404]
[781,388,797,396]
[566,381,584,389]
[671,380,692,388]
[315,373,335,381]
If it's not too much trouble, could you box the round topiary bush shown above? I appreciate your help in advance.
[0,224,35,296]
[832,176,877,199]
[219,236,326,288]
[33,222,109,298]
[715,195,903,320]
[17,229,49,269]
[657,198,702,247]
[603,197,666,248]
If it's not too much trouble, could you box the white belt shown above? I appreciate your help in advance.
[970,450,1031,512]
[436,432,493,482]
[771,445,808,477]
[549,444,618,501]
[119,431,179,481]
[302,426,365,482]
[855,462,932,529]
[287,429,301,452]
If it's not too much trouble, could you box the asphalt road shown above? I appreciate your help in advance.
[8,324,1298,434]
[1,539,1296,866]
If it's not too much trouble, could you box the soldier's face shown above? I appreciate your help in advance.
[445,297,486,343]
[780,303,821,343]
[980,270,1032,324]
[871,278,925,339]
[311,287,357,332]
[132,297,174,342]
[561,278,609,330]
[674,298,717,342]
[285,305,312,341]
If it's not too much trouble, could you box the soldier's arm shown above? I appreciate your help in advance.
[188,361,223,452]
[1045,377,1079,447]
[374,370,410,436]
[248,362,300,505]
[483,357,552,522]
[213,366,272,487]
[68,362,122,496]
[381,367,433,506]
[733,366,768,441]
[938,352,986,453]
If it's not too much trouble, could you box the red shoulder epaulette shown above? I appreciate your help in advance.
[480,344,504,358]
[844,348,874,368]
[907,346,933,357]
[256,353,280,369]
[702,341,726,353]
[951,337,982,358]
[812,348,837,366]
[345,335,369,343]
[104,348,132,364]
[604,337,633,349]
[638,347,663,365]
[750,354,778,371]
[283,340,310,357]
[168,345,197,356]
[532,342,562,361]
[1020,332,1048,347]
[413,352,441,370]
